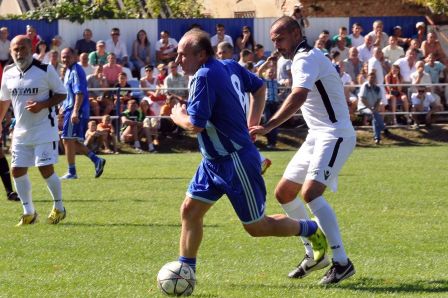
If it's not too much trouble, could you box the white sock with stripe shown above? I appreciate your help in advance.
[281,198,314,258]
[45,173,64,211]
[13,174,34,215]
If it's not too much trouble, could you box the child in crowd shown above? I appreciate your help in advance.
[97,115,118,154]
[84,120,104,153]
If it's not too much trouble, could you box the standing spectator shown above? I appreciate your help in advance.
[87,65,113,116]
[336,61,357,120]
[164,61,188,103]
[155,30,178,64]
[48,50,62,76]
[366,20,389,49]
[60,48,106,180]
[410,87,443,128]
[130,29,151,73]
[88,40,109,66]
[368,47,389,106]
[291,4,309,37]
[253,44,267,63]
[385,64,411,124]
[105,27,129,68]
[349,23,364,48]
[413,22,427,46]
[238,49,254,68]
[78,52,94,77]
[25,25,41,53]
[357,35,374,63]
[391,25,410,51]
[50,35,70,54]
[277,55,292,101]
[0,27,11,67]
[421,31,447,65]
[261,67,280,149]
[358,72,387,144]
[319,30,332,52]
[314,39,329,54]
[382,35,405,64]
[235,25,255,54]
[330,37,349,61]
[103,53,123,87]
[75,28,96,55]
[211,24,233,52]
[216,41,234,60]
[331,26,352,48]
[113,72,133,111]
[170,28,326,277]
[0,35,67,225]
[33,40,50,64]
[250,17,356,284]
[343,47,362,83]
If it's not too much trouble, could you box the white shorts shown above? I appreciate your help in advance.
[283,134,356,192]
[11,141,59,168]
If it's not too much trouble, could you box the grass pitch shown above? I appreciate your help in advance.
[1,145,447,297]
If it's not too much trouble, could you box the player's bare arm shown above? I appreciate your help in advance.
[170,103,203,133]
[25,93,66,113]
[0,100,12,135]
[250,86,308,136]
[71,93,84,123]
[247,84,266,129]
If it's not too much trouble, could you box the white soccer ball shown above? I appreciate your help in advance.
[157,261,196,296]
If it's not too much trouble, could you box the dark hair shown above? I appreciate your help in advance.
[144,64,154,71]
[136,29,149,46]
[255,44,264,50]
[239,26,255,51]
[35,40,48,54]
[216,24,225,29]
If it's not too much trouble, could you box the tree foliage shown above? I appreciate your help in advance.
[408,0,448,15]
[21,0,204,23]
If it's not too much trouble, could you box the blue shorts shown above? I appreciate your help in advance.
[61,109,88,141]
[187,147,266,224]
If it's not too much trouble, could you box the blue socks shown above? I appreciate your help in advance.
[298,219,318,237]
[68,164,76,176]
[179,256,196,272]
[87,151,99,163]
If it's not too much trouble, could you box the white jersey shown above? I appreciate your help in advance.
[291,42,355,138]
[0,59,66,145]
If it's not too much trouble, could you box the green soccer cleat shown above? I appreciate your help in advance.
[307,225,328,262]
[16,212,38,226]
[47,208,66,224]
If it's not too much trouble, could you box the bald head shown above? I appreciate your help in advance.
[270,16,302,59]
[10,35,33,70]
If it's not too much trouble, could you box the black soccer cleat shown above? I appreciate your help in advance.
[319,258,355,285]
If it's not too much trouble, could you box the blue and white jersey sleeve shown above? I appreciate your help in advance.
[187,72,215,129]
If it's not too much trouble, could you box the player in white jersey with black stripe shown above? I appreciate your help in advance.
[250,16,356,285]
[0,35,67,226]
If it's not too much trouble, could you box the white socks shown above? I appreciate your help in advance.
[13,174,34,215]
[45,173,64,211]
[307,196,348,265]
[281,198,313,257]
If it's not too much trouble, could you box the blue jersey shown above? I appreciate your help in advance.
[187,58,263,160]
[62,63,90,117]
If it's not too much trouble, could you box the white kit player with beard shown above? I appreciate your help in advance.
[0,35,67,226]
[250,16,356,285]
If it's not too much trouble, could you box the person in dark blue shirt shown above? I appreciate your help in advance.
[60,48,106,179]
[169,29,327,276]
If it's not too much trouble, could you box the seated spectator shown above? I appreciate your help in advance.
[391,25,410,51]
[97,114,118,154]
[50,35,70,53]
[410,60,432,94]
[413,22,427,47]
[88,40,109,66]
[409,38,425,61]
[211,24,233,52]
[84,120,104,153]
[235,26,255,54]
[106,27,130,68]
[49,50,62,76]
[131,29,151,73]
[156,63,168,85]
[103,53,123,87]
[424,53,447,106]
[78,52,94,77]
[421,31,448,65]
[139,99,159,146]
[331,36,349,61]
[216,41,234,60]
[314,39,329,54]
[382,35,405,64]
[366,19,389,49]
[155,30,178,64]
[357,62,369,85]
[357,34,374,63]
[358,71,388,144]
[238,49,254,68]
[253,44,267,63]
[120,99,155,153]
[159,95,179,137]
[394,48,418,92]
[349,23,364,48]
[114,72,132,111]
[318,30,332,52]
[87,65,113,116]
[343,47,362,83]
[164,61,188,104]
[336,61,357,120]
[331,26,352,48]
[75,28,96,55]
[411,87,443,128]
[26,24,41,53]
[33,40,50,63]
[384,64,411,125]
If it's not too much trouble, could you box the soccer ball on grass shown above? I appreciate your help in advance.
[157,261,196,296]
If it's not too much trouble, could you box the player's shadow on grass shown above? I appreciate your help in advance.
[339,277,448,294]
[62,222,220,228]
